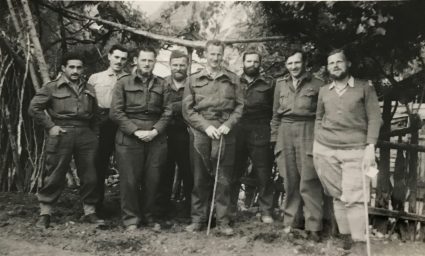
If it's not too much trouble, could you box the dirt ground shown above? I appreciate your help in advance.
[0,188,424,256]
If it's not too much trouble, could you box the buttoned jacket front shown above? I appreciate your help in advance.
[182,68,244,131]
[239,74,275,121]
[270,73,323,142]
[110,73,171,135]
[164,76,188,127]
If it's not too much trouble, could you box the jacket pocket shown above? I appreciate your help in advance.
[301,89,319,112]
[249,85,273,106]
[124,87,146,108]
[51,92,74,114]
[148,86,164,111]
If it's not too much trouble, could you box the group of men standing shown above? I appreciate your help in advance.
[28,39,381,255]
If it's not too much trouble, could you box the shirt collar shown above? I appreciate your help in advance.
[166,76,186,91]
[198,67,230,80]
[106,67,128,78]
[240,74,267,85]
[284,72,311,83]
[329,76,355,90]
[134,69,153,83]
[56,74,83,88]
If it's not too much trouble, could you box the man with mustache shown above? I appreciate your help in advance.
[183,40,244,236]
[270,48,324,242]
[157,50,193,219]
[313,49,381,254]
[29,52,104,228]
[110,46,172,231]
[230,49,275,224]
[88,44,129,214]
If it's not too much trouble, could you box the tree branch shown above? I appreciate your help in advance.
[44,3,288,48]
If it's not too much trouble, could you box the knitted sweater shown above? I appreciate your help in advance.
[314,78,382,149]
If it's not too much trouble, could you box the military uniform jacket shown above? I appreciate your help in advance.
[164,76,187,128]
[109,73,172,135]
[239,74,275,122]
[28,75,99,130]
[182,68,244,132]
[270,73,324,142]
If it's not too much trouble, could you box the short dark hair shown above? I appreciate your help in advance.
[205,40,225,52]
[137,46,157,58]
[61,51,84,66]
[242,49,262,63]
[327,48,350,62]
[109,44,129,54]
[169,50,189,63]
[285,47,306,63]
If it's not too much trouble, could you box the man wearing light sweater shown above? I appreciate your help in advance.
[313,49,382,255]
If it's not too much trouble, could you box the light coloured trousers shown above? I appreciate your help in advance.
[313,141,370,241]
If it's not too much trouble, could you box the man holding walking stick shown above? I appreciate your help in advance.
[182,40,244,236]
[313,49,382,255]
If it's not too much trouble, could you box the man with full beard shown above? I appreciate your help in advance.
[110,46,172,231]
[229,49,275,224]
[156,50,193,219]
[313,49,381,254]
[270,48,324,242]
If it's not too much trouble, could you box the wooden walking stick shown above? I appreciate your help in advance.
[207,135,224,236]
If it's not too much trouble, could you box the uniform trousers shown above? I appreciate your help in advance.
[115,128,167,226]
[275,120,323,231]
[230,121,274,218]
[38,126,98,215]
[190,123,236,225]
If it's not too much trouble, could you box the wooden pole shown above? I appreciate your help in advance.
[374,98,392,233]
[408,114,420,240]
[43,3,288,49]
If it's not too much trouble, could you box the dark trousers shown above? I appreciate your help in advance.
[275,121,323,231]
[95,117,117,207]
[230,122,274,217]
[38,126,98,205]
[190,126,236,225]
[115,129,167,226]
[157,126,193,216]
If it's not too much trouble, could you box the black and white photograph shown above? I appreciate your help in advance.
[0,0,425,255]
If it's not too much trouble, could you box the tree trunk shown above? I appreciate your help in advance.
[20,0,50,84]
[6,0,41,89]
